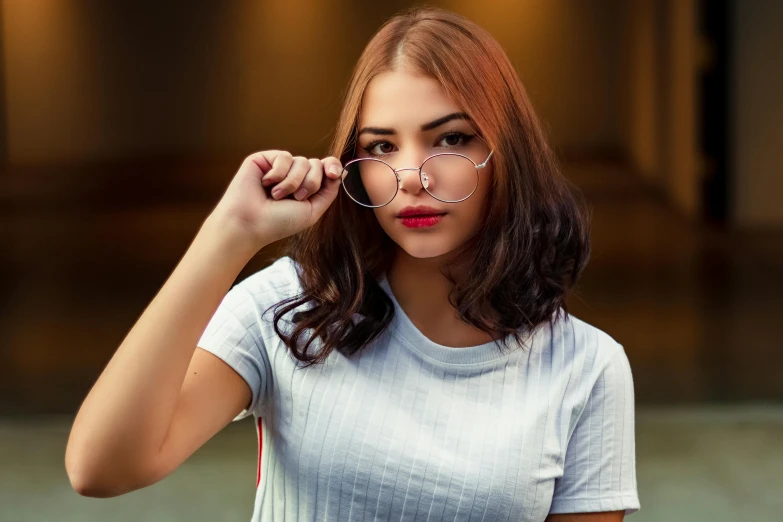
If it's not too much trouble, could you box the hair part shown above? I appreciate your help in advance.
[269,5,591,366]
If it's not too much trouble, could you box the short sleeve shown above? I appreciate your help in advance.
[549,344,641,515]
[197,281,273,422]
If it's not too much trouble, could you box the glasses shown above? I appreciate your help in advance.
[340,149,494,208]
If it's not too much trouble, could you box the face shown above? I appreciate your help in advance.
[354,69,494,260]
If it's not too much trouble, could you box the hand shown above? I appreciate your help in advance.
[209,150,343,249]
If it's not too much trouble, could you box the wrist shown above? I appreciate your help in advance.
[199,213,266,262]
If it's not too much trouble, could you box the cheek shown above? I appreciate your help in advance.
[456,197,487,231]
[460,167,492,220]
[478,165,494,194]
[371,208,395,231]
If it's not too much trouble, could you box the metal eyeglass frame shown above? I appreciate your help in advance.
[339,149,494,208]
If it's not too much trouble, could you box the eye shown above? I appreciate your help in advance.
[361,132,475,157]
[438,132,474,148]
[363,141,395,156]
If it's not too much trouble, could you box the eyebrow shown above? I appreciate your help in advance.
[357,112,471,137]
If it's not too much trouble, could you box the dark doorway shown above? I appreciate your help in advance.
[698,0,732,226]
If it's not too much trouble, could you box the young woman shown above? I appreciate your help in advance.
[66,6,639,521]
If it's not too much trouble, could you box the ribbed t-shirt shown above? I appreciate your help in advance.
[196,256,640,521]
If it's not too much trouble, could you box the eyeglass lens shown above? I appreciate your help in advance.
[341,154,478,207]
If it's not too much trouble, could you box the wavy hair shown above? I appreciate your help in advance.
[270,5,591,366]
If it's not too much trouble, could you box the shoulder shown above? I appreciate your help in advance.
[542,311,632,393]
[223,256,305,325]
[235,256,303,299]
[563,312,625,365]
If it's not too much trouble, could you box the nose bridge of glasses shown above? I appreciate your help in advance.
[393,166,424,189]
[394,166,421,176]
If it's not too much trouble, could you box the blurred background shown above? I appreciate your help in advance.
[1,0,781,521]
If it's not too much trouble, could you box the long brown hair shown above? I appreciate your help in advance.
[270,5,591,366]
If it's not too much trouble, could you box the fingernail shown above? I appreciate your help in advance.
[294,188,308,200]
[271,188,283,199]
[329,165,340,176]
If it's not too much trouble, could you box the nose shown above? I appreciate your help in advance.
[391,149,427,191]
[396,167,426,195]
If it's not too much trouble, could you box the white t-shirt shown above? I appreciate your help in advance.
[197,256,640,521]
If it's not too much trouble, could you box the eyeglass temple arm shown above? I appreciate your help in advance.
[476,150,494,169]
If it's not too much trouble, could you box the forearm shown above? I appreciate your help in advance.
[65,213,261,489]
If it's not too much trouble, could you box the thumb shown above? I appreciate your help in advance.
[308,175,341,217]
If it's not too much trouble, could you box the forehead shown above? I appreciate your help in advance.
[358,70,462,128]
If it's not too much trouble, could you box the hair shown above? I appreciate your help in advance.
[269,5,591,367]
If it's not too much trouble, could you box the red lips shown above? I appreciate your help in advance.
[397,205,447,218]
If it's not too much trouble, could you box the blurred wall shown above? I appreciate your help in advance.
[663,0,699,218]
[2,0,628,167]
[626,0,660,185]
[0,0,6,171]
[624,0,700,218]
[732,0,783,227]
[626,0,783,226]
[1,0,348,164]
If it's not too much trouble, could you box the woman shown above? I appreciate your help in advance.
[66,6,640,521]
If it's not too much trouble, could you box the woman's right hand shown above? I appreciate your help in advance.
[209,150,343,250]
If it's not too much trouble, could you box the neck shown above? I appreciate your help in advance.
[386,247,498,348]
[387,248,456,312]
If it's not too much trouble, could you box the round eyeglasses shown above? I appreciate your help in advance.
[339,149,494,208]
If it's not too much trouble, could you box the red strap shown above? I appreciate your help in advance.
[256,417,263,488]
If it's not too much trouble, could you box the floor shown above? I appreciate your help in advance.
[1,405,781,521]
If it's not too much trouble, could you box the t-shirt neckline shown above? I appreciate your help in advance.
[377,272,519,365]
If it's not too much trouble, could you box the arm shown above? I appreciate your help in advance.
[64,151,343,498]
[65,214,261,497]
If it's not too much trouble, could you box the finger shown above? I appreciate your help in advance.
[244,149,279,172]
[270,156,309,200]
[320,156,344,179]
[308,173,341,216]
[293,159,324,201]
[259,151,293,186]
[232,151,280,187]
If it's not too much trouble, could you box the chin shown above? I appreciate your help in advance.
[391,235,460,259]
